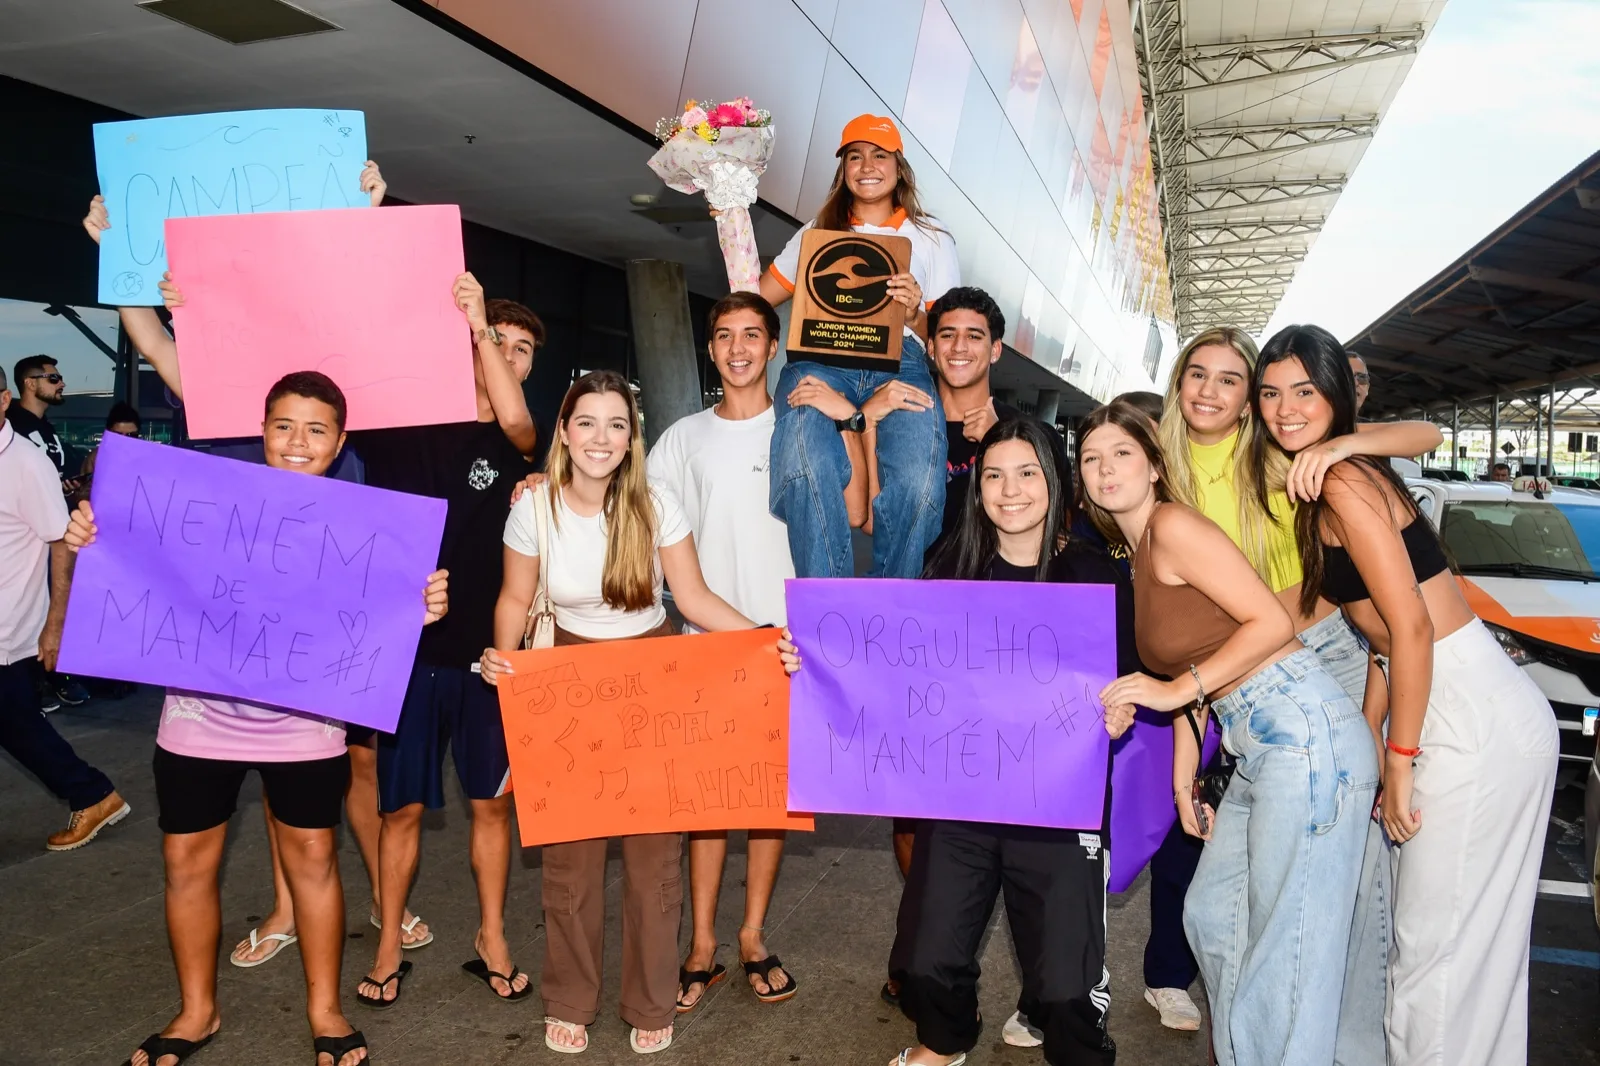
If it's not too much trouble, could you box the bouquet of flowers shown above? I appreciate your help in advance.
[648,97,776,293]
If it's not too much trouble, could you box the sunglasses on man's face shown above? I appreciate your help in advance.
[1353,372,1371,385]
[28,373,64,385]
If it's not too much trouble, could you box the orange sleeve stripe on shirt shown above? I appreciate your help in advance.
[767,263,795,293]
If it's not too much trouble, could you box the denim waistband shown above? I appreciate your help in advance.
[1298,610,1361,654]
[1211,646,1322,725]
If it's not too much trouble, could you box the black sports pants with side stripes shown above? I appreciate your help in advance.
[900,819,1116,1065]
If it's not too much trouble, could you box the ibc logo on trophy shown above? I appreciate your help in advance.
[789,228,912,365]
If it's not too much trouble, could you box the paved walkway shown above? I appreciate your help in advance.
[1,688,1593,1065]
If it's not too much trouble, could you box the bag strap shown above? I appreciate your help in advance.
[1182,703,1205,749]
[534,483,552,612]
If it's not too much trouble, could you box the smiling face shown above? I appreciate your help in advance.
[1078,422,1160,516]
[261,393,345,476]
[931,309,1000,390]
[979,438,1049,539]
[1258,357,1336,453]
[709,308,776,390]
[841,143,899,209]
[560,390,633,481]
[1177,343,1251,444]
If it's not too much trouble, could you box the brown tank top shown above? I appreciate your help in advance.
[1132,507,1241,680]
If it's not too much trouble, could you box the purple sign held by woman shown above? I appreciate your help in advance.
[786,578,1117,830]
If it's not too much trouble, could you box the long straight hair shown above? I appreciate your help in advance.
[1250,324,1429,614]
[815,149,943,235]
[1074,398,1173,547]
[925,417,1068,581]
[543,370,657,612]
[1158,326,1292,586]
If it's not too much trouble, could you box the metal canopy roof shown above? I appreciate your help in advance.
[1136,1,1445,336]
[1352,149,1600,420]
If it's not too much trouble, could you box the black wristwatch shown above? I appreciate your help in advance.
[834,410,867,433]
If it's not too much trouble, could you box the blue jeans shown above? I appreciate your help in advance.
[1184,648,1379,1066]
[0,658,115,811]
[770,337,946,578]
[1297,612,1391,1066]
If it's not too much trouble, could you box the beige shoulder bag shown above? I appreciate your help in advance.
[520,484,556,649]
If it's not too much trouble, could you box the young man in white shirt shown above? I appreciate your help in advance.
[647,291,865,1012]
[0,366,128,850]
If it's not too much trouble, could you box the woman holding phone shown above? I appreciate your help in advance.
[479,371,756,1056]
[1252,325,1556,1066]
[1078,398,1377,1066]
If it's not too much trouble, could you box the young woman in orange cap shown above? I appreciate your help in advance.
[759,114,960,583]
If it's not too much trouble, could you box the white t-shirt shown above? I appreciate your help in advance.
[647,406,794,628]
[0,420,68,665]
[768,209,960,333]
[502,484,691,639]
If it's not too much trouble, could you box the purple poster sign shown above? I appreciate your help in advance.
[786,579,1116,830]
[1107,708,1221,892]
[58,434,445,731]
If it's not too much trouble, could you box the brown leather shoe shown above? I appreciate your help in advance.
[46,790,131,851]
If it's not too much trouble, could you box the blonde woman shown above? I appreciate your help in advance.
[1154,327,1440,1060]
[479,371,754,1056]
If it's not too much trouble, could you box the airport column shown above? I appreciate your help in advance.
[626,259,703,447]
[1036,389,1060,425]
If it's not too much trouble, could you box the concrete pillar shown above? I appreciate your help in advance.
[1451,401,1459,475]
[1548,382,1557,476]
[1036,389,1061,425]
[626,260,703,448]
[767,299,792,397]
[1489,393,1499,477]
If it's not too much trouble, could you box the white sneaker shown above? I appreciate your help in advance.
[1144,986,1202,1031]
[1002,1010,1043,1047]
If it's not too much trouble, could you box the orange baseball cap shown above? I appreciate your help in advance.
[837,114,903,156]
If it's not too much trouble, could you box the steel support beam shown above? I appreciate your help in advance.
[1158,30,1427,98]
[1179,120,1376,169]
[1468,265,1600,304]
[1180,177,1346,216]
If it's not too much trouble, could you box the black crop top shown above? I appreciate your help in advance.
[1321,519,1449,604]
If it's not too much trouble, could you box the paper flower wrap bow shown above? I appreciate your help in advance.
[649,100,775,293]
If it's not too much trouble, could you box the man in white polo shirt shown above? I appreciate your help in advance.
[648,290,866,1011]
[0,366,128,850]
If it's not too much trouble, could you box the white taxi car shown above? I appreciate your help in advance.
[1406,476,1600,767]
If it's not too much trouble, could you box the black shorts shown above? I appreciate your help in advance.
[152,745,350,835]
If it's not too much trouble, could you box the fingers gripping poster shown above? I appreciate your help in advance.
[496,630,812,846]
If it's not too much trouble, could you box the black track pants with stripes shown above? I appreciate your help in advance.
[900,819,1116,1065]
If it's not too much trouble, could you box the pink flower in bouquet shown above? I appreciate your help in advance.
[681,105,709,130]
[707,102,747,129]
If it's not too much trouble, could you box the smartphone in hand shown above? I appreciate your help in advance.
[1190,781,1212,837]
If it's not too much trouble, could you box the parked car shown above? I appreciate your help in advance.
[1421,467,1471,482]
[1406,478,1600,769]
[1555,476,1600,491]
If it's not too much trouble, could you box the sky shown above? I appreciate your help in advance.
[1262,0,1600,343]
[0,298,119,396]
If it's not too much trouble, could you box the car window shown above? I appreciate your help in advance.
[1441,499,1597,574]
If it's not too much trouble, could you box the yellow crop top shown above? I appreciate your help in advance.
[1188,432,1303,593]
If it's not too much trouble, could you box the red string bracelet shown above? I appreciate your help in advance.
[1385,739,1422,758]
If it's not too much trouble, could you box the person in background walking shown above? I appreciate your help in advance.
[0,365,128,851]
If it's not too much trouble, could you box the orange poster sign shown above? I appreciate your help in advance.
[497,629,813,847]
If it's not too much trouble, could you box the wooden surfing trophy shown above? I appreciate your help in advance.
[786,228,913,365]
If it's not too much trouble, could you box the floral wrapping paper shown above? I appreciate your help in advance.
[648,126,775,293]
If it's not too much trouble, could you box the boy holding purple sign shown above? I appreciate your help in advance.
[780,417,1137,1066]
[64,372,449,1066]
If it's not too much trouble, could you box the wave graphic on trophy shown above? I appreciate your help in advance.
[648,97,775,293]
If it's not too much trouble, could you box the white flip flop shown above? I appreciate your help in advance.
[370,911,435,949]
[544,1017,588,1055]
[892,1052,965,1066]
[229,928,297,969]
[629,1026,673,1055]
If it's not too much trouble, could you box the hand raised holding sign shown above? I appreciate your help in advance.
[359,160,387,207]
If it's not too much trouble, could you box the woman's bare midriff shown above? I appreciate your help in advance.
[1209,639,1305,701]
[1343,570,1473,658]
[1279,584,1338,635]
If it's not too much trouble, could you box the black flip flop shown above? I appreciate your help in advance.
[744,955,798,1003]
[355,960,412,1009]
[462,957,533,1001]
[881,981,900,1007]
[312,1029,367,1065]
[676,961,727,1013]
[123,1031,214,1066]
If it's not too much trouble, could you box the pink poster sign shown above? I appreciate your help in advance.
[166,204,476,439]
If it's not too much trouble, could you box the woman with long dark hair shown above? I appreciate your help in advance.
[1252,325,1557,1066]
[1151,326,1438,1052]
[758,114,959,582]
[784,417,1135,1066]
[1079,398,1377,1066]
[480,371,756,1056]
